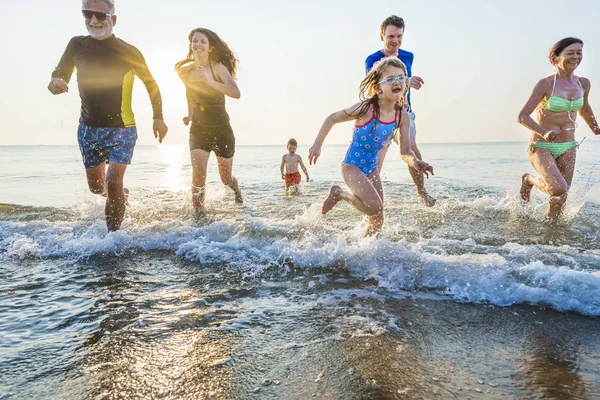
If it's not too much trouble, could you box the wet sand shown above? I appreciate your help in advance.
[4,257,597,400]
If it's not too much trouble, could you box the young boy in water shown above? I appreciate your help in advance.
[281,138,310,194]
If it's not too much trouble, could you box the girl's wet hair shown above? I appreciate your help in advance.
[175,28,238,78]
[347,57,409,132]
[549,37,583,64]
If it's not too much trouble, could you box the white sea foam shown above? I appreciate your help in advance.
[2,197,600,316]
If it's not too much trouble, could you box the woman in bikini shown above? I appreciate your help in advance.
[518,37,600,221]
[308,57,433,237]
[175,28,243,216]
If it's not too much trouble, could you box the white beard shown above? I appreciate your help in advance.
[86,24,113,40]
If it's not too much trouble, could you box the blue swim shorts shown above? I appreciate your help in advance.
[77,124,138,168]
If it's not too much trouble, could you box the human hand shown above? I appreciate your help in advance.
[543,129,559,141]
[281,174,285,180]
[48,78,69,94]
[153,119,168,143]
[196,66,210,83]
[413,160,434,178]
[183,116,191,126]
[308,145,321,165]
[408,76,424,90]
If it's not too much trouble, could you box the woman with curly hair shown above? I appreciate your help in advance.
[176,28,243,216]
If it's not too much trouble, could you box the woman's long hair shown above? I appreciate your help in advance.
[174,28,238,78]
[347,57,409,132]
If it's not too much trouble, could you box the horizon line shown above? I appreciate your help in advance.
[0,141,533,147]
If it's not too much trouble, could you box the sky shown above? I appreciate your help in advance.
[0,0,599,146]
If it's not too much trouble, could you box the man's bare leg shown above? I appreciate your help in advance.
[104,162,128,231]
[408,121,435,207]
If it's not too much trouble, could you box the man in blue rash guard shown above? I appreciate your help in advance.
[365,15,435,207]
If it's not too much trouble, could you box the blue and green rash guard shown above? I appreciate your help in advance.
[51,35,163,128]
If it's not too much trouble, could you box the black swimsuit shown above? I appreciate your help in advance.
[178,64,235,158]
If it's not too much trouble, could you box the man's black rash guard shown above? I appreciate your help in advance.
[52,35,164,128]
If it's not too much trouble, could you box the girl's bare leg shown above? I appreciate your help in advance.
[322,164,384,236]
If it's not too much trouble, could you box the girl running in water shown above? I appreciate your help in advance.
[176,28,243,216]
[518,37,600,221]
[308,57,434,237]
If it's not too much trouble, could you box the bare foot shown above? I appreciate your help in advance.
[192,186,205,210]
[322,185,342,214]
[419,191,436,207]
[194,205,206,218]
[234,190,244,204]
[520,173,533,202]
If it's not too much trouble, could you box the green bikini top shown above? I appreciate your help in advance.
[542,74,584,112]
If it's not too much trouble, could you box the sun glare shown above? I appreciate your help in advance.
[158,144,187,192]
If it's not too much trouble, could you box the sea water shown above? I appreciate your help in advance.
[1,142,599,398]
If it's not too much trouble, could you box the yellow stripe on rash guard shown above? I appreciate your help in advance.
[121,70,136,127]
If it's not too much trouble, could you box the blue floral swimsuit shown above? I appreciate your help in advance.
[343,108,398,176]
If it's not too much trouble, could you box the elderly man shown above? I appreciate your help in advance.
[48,0,168,231]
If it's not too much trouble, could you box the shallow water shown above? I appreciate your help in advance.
[1,143,600,399]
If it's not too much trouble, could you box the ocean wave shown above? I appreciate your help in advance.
[2,197,600,316]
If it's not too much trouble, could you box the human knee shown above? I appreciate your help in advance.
[548,183,568,197]
[87,179,105,195]
[88,185,105,195]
